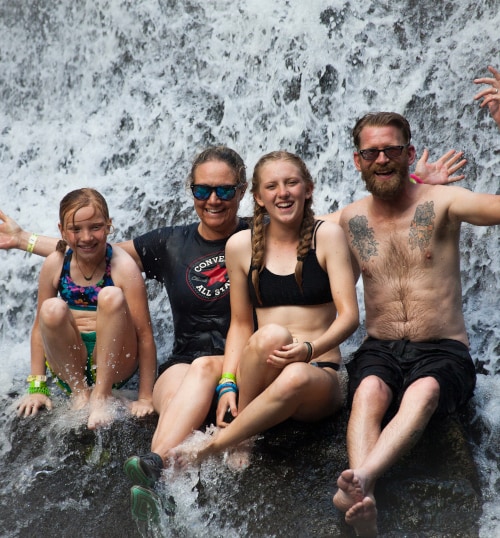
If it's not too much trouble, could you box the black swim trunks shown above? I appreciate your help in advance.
[346,337,476,417]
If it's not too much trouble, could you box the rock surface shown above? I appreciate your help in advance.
[0,393,481,537]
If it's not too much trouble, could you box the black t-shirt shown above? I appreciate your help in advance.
[133,219,249,364]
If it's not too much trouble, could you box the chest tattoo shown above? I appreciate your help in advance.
[409,201,435,251]
[348,215,379,262]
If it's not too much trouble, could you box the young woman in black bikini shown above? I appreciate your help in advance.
[174,150,359,468]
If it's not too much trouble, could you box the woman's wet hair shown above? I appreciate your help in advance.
[187,146,247,187]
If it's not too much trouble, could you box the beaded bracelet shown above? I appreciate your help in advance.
[27,380,51,397]
[26,233,39,254]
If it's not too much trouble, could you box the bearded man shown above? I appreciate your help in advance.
[326,111,500,537]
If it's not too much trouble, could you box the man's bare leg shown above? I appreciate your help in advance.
[334,376,440,537]
[333,376,392,513]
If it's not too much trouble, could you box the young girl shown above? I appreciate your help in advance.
[17,188,157,429]
[174,150,359,468]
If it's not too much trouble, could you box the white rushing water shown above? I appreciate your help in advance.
[0,0,499,535]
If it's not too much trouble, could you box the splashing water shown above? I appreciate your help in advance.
[0,1,499,536]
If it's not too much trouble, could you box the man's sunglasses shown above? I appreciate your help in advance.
[358,143,410,162]
[190,184,241,201]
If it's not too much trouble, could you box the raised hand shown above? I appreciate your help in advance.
[474,65,500,129]
[414,148,467,185]
[0,209,23,250]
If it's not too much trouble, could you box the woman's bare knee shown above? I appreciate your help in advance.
[189,356,223,380]
[269,362,314,400]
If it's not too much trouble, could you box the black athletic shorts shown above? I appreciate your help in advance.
[157,356,196,377]
[346,337,476,417]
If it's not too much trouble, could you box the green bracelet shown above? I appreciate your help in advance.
[27,380,51,397]
[219,372,236,384]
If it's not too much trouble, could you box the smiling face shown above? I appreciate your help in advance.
[59,204,110,260]
[354,125,416,200]
[192,160,246,240]
[253,158,313,225]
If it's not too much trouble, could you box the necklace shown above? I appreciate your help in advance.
[75,254,104,282]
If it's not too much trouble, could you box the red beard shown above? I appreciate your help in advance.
[361,166,407,200]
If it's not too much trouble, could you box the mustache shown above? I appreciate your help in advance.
[373,166,396,174]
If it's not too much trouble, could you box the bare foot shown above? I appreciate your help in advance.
[87,395,117,429]
[169,430,218,469]
[345,496,378,538]
[223,440,253,471]
[70,388,91,411]
[333,469,366,513]
[171,443,211,470]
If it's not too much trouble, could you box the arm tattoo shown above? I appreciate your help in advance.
[409,202,435,251]
[348,215,378,262]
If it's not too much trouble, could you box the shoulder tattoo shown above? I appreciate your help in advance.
[409,201,435,251]
[348,215,378,262]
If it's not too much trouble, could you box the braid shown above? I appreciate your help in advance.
[251,202,267,306]
[295,198,315,291]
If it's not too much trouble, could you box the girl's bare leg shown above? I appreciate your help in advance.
[39,298,91,409]
[89,287,138,429]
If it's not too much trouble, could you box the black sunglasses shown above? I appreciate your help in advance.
[190,184,240,201]
[358,143,410,161]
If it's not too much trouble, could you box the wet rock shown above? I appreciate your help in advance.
[0,395,480,537]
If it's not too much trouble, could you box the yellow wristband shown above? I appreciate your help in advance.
[26,233,39,254]
[26,374,47,386]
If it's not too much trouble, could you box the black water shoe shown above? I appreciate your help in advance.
[124,452,163,487]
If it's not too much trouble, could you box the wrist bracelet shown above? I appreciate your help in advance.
[409,174,424,184]
[216,382,238,402]
[219,372,236,383]
[27,379,51,397]
[26,374,47,385]
[304,341,314,362]
[26,233,39,254]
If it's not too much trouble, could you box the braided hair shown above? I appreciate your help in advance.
[250,151,315,306]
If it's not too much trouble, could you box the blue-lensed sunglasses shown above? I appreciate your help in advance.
[190,184,240,201]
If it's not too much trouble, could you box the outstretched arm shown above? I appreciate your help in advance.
[0,210,58,255]
[0,209,144,269]
[474,65,500,129]
[414,149,467,185]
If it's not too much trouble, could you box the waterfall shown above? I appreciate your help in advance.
[1,1,499,536]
